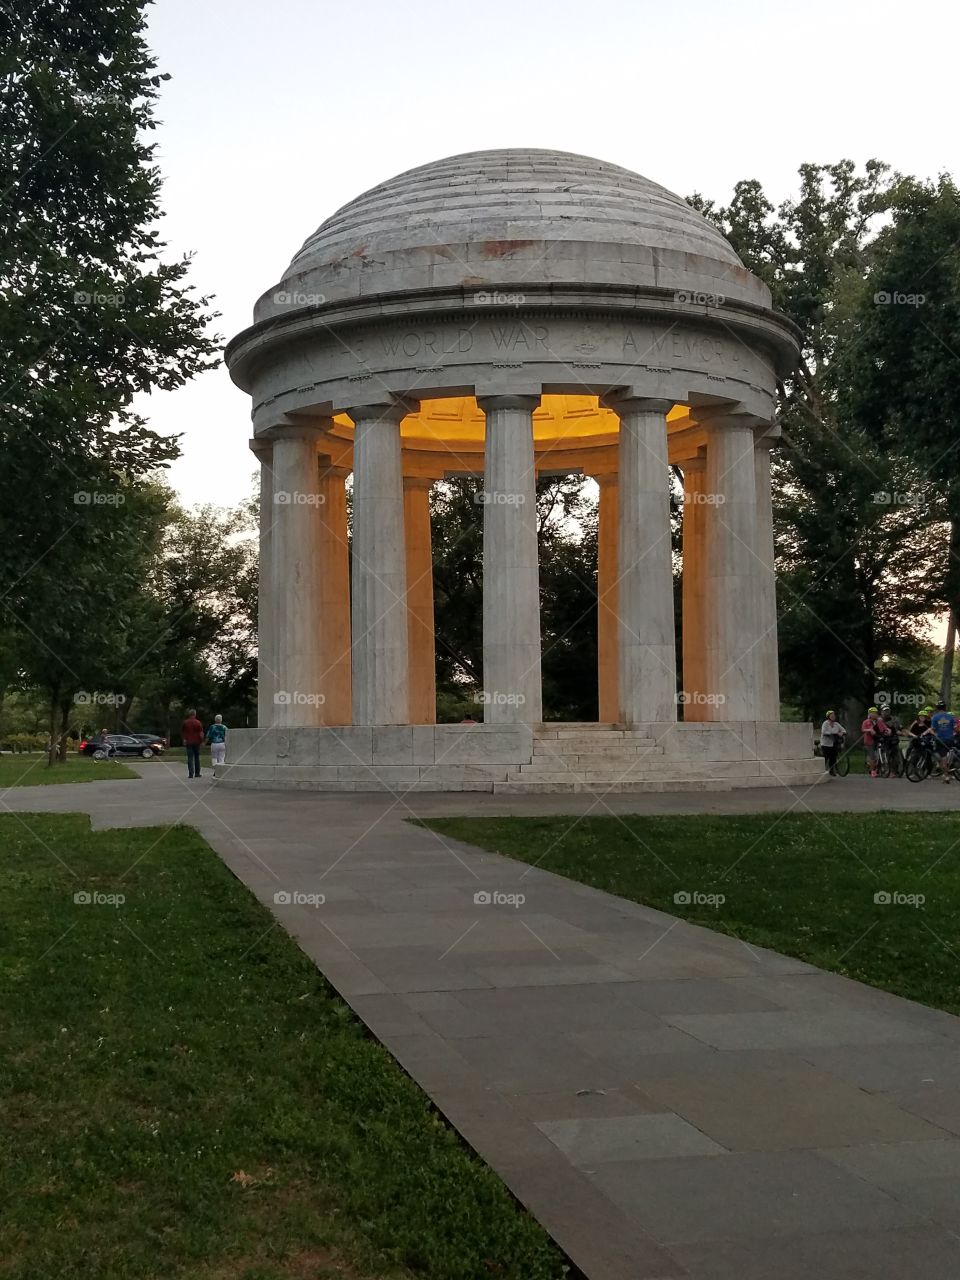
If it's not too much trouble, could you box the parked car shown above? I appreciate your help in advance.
[128,733,167,754]
[79,734,162,759]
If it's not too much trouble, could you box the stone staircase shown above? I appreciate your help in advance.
[494,724,824,794]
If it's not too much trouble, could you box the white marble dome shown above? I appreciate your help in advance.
[256,148,763,320]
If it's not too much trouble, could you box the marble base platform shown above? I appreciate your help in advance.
[218,722,822,794]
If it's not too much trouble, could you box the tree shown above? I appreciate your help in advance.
[0,0,218,706]
[844,176,960,697]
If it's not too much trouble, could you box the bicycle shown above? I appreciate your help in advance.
[904,737,937,782]
[875,734,903,778]
[830,737,850,777]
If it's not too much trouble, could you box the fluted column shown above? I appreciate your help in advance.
[605,395,677,724]
[250,437,276,727]
[404,476,436,724]
[350,403,410,726]
[681,454,708,721]
[702,417,760,720]
[317,463,352,725]
[754,435,780,720]
[596,473,619,724]
[478,395,542,724]
[269,423,326,727]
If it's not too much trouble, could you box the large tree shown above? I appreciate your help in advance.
[0,0,218,713]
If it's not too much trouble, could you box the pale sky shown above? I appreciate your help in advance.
[140,0,959,509]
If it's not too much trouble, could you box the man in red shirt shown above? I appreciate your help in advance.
[181,709,205,779]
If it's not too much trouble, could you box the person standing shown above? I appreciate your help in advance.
[860,706,890,779]
[929,699,957,784]
[207,714,227,775]
[819,711,846,776]
[181,709,205,779]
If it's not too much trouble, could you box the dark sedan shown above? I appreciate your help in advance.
[79,734,162,759]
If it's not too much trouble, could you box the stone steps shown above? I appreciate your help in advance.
[495,767,827,795]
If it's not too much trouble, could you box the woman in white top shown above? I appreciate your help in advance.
[820,711,846,776]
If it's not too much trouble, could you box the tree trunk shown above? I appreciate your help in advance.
[57,699,71,762]
[943,509,960,706]
[940,610,956,706]
[46,686,60,767]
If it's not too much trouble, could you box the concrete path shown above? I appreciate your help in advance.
[5,765,960,1279]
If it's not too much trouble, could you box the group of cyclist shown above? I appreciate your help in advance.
[820,701,960,781]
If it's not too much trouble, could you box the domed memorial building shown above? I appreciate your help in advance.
[223,149,819,792]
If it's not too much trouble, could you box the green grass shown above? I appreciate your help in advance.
[0,815,568,1280]
[0,754,136,787]
[422,812,960,1014]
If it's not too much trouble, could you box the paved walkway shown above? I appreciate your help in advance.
[5,766,960,1279]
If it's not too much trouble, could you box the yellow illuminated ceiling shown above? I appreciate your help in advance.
[332,395,689,450]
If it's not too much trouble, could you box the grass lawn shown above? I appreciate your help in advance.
[0,754,136,787]
[422,812,960,1015]
[0,815,568,1280]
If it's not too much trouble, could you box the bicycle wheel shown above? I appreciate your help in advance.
[876,745,891,779]
[834,751,850,777]
[905,748,931,782]
[889,744,904,778]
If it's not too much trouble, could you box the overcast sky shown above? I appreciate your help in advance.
[141,0,959,509]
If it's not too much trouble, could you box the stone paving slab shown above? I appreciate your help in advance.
[5,766,960,1279]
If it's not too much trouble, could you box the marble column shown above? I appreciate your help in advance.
[403,476,437,724]
[681,454,708,722]
[317,463,352,725]
[478,395,542,724]
[250,437,276,727]
[702,417,760,721]
[596,473,620,724]
[350,403,410,726]
[607,396,677,724]
[754,435,780,720]
[269,422,326,727]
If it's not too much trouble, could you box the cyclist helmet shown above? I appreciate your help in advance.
[825,709,835,717]
[936,700,947,710]
[868,706,879,714]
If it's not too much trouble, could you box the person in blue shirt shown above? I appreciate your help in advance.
[928,700,957,783]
